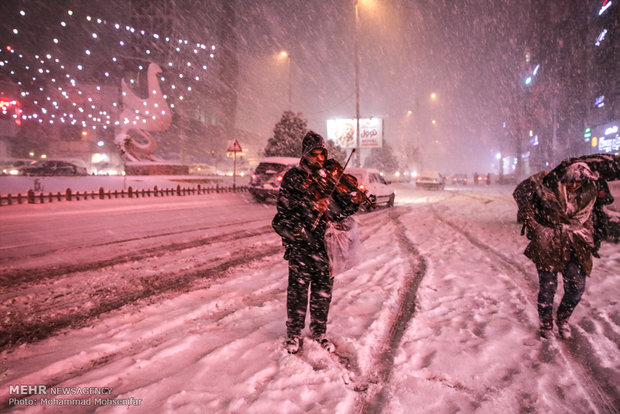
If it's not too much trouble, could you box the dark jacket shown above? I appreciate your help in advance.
[273,130,359,258]
[273,163,359,255]
[514,171,597,275]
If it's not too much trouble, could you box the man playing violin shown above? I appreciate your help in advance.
[273,130,365,354]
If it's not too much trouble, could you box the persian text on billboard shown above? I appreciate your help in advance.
[326,118,382,149]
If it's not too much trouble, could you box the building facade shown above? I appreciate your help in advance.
[583,0,619,156]
[504,0,617,180]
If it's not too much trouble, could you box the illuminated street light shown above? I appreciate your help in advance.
[279,51,292,109]
[429,94,438,128]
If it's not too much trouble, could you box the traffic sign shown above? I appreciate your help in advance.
[227,138,242,152]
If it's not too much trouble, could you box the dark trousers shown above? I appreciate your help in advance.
[286,247,333,339]
[537,259,587,322]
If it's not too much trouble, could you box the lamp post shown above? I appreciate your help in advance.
[354,1,361,167]
[414,92,438,171]
[280,51,292,109]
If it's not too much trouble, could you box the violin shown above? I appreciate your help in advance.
[310,149,375,230]
[322,159,376,209]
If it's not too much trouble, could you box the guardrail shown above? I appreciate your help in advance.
[0,184,247,207]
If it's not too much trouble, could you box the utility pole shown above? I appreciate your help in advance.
[551,93,558,164]
[354,0,361,167]
[288,54,292,109]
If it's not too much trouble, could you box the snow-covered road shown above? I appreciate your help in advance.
[1,184,618,413]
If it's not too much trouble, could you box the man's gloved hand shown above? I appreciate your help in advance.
[572,226,594,246]
[312,197,330,214]
[351,191,366,205]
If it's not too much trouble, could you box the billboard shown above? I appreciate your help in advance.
[588,121,620,154]
[326,118,383,149]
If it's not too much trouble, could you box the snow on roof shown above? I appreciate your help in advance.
[257,157,300,165]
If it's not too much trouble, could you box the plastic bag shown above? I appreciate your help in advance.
[325,216,362,275]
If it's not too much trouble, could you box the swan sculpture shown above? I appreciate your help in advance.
[115,62,172,161]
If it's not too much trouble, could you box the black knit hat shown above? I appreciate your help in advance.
[301,131,327,158]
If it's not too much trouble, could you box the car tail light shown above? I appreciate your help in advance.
[358,184,366,191]
[277,175,283,182]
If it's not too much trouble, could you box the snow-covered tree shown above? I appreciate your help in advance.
[263,111,346,162]
[263,111,307,157]
[364,141,399,172]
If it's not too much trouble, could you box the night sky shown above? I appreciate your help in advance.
[1,0,556,174]
[229,0,527,173]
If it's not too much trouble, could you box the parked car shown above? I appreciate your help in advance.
[18,160,88,176]
[416,170,445,190]
[451,173,468,185]
[345,167,395,208]
[248,157,299,202]
[1,159,36,175]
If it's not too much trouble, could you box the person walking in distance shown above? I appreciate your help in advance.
[272,131,363,354]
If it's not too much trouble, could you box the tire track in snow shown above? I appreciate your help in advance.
[0,239,282,351]
[428,202,619,414]
[0,221,274,287]
[356,207,428,413]
[430,202,537,292]
[0,273,288,412]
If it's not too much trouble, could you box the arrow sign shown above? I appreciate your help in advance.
[227,138,242,152]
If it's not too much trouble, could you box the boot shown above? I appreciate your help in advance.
[313,335,336,353]
[285,336,302,354]
[539,318,554,339]
[556,317,571,339]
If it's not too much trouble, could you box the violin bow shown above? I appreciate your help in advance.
[311,149,356,231]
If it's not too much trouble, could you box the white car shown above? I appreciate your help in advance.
[416,170,445,190]
[345,167,395,208]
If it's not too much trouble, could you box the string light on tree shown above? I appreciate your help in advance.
[1,6,218,133]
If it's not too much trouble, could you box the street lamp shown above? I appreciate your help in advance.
[280,51,292,109]
[353,0,377,166]
[354,1,361,167]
